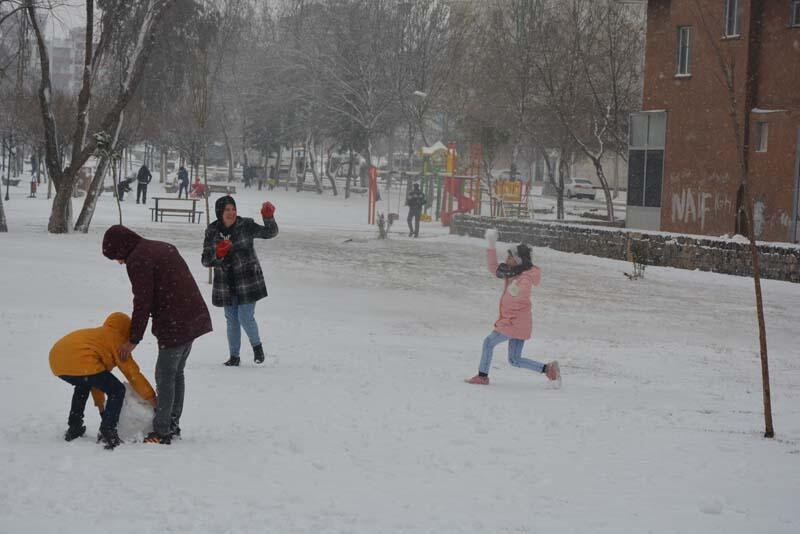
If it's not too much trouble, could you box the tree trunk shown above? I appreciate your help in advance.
[307,141,323,194]
[556,156,568,220]
[49,183,74,233]
[324,144,338,196]
[589,156,615,222]
[203,143,212,284]
[345,148,355,199]
[222,125,234,182]
[74,156,111,232]
[0,182,7,232]
[75,114,125,232]
[288,143,296,189]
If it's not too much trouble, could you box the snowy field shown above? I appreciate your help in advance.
[0,180,799,534]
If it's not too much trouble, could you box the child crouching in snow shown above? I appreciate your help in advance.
[465,229,561,386]
[49,313,157,449]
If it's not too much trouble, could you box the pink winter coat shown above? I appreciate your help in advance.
[487,247,541,340]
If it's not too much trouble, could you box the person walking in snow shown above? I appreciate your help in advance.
[177,165,190,199]
[202,195,278,367]
[49,312,157,450]
[465,229,561,386]
[135,164,152,204]
[405,182,426,238]
[102,225,213,444]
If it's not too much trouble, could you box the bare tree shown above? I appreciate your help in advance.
[25,0,177,233]
[692,0,773,438]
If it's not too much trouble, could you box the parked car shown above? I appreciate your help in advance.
[564,177,596,200]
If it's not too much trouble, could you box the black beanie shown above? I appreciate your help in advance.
[215,195,236,221]
[516,244,532,267]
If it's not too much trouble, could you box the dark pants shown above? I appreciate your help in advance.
[178,182,189,199]
[59,372,125,432]
[153,342,192,436]
[407,210,421,237]
[136,183,148,203]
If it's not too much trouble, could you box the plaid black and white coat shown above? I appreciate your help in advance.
[202,216,279,307]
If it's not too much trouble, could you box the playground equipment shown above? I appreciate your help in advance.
[490,174,532,218]
[438,142,482,226]
[367,141,484,227]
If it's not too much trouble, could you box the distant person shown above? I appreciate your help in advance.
[117,177,132,201]
[405,183,426,238]
[136,164,152,204]
[190,176,206,198]
[268,166,277,191]
[49,312,156,450]
[177,166,190,199]
[102,225,213,444]
[202,196,278,367]
[31,151,40,184]
[465,229,561,387]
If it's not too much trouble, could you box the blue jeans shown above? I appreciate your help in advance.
[479,330,545,375]
[224,300,261,357]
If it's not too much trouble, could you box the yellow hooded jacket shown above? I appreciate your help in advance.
[49,312,156,410]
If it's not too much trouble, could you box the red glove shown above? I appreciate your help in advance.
[261,201,276,218]
[216,239,232,259]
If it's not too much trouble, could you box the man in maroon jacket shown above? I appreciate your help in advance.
[102,225,212,444]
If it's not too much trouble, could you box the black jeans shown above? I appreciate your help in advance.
[178,182,189,199]
[153,342,193,436]
[136,183,148,203]
[59,372,125,432]
[407,210,421,237]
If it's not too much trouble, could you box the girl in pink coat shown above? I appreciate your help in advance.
[465,229,561,386]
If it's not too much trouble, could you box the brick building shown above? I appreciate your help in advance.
[627,0,800,242]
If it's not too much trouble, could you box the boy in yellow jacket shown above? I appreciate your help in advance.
[49,312,156,449]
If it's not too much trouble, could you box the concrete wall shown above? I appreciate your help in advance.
[451,214,800,282]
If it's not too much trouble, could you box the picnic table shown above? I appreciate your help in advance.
[207,183,237,195]
[150,196,204,223]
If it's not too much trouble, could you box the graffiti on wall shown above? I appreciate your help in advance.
[671,188,733,231]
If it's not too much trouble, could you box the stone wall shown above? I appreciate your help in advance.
[451,215,800,283]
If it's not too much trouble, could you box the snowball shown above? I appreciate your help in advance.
[117,383,154,442]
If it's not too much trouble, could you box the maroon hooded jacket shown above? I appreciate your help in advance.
[102,225,212,348]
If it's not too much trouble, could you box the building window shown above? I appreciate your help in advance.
[627,112,666,208]
[756,121,769,152]
[676,26,692,76]
[724,0,741,36]
[792,1,800,27]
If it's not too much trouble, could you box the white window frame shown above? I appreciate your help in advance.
[676,26,692,76]
[756,121,769,152]
[792,0,800,27]
[724,0,741,37]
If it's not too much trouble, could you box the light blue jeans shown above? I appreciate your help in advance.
[479,330,545,375]
[224,300,261,357]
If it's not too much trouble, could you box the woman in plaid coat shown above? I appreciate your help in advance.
[202,195,278,366]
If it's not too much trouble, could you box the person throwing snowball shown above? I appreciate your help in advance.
[465,229,561,387]
[202,196,278,367]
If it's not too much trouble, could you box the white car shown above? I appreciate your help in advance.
[564,177,596,200]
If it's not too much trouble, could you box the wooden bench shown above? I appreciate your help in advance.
[207,184,237,194]
[150,197,203,223]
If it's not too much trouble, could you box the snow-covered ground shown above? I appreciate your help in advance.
[1,179,799,533]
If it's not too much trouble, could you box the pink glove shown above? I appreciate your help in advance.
[261,201,276,218]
